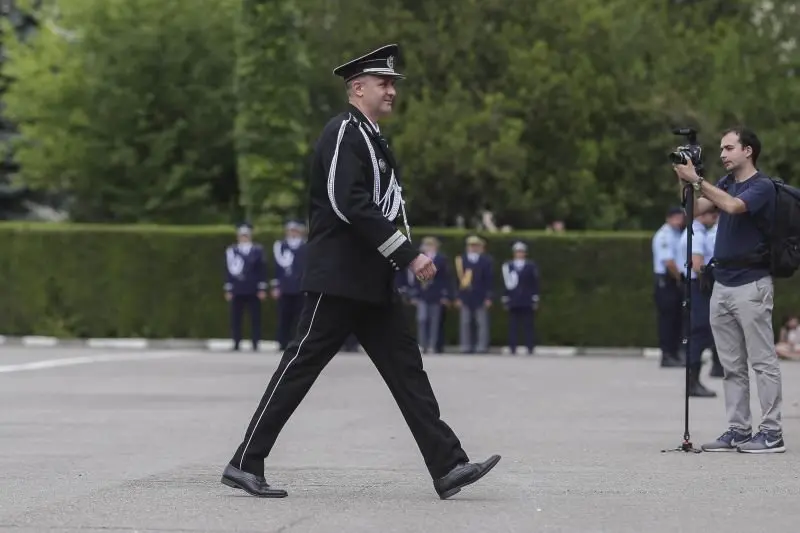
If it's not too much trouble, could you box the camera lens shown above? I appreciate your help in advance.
[668,151,687,164]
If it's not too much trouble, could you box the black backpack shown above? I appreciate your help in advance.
[719,174,800,278]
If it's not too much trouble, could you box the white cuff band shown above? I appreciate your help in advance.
[379,230,406,258]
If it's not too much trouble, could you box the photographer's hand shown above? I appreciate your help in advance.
[672,160,700,183]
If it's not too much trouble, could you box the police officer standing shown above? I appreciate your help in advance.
[221,44,500,500]
[501,242,540,355]
[455,236,494,354]
[224,223,268,351]
[271,221,307,351]
[652,207,685,367]
[677,211,718,397]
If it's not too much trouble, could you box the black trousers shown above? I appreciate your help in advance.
[436,305,446,353]
[508,307,536,353]
[687,279,715,366]
[231,294,261,349]
[276,293,303,350]
[230,291,469,480]
[654,275,682,357]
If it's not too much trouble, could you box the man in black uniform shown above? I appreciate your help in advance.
[221,44,500,500]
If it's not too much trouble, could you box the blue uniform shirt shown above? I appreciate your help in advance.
[712,173,775,287]
[678,220,707,280]
[652,223,681,274]
[705,222,717,264]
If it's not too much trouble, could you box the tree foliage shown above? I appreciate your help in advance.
[1,0,799,229]
[1,0,239,223]
[234,0,311,224]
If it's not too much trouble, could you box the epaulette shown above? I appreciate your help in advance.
[345,113,361,129]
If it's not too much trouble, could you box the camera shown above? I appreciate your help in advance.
[668,127,704,177]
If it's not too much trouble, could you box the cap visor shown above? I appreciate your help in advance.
[346,70,405,81]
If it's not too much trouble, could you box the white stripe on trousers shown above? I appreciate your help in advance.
[238,293,324,470]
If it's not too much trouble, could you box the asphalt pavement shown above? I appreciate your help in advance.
[1,346,799,533]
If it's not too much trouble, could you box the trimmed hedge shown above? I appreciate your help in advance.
[2,222,799,347]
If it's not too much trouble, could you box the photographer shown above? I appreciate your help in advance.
[673,127,785,454]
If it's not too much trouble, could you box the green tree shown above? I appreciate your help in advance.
[234,0,312,225]
[1,0,239,223]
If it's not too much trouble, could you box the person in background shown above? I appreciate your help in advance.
[776,316,800,361]
[223,223,268,351]
[410,236,451,354]
[454,235,493,354]
[271,221,307,351]
[652,206,685,368]
[501,242,539,355]
[676,210,718,397]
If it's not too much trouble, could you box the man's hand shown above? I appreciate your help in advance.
[673,160,700,184]
[257,290,267,300]
[224,292,232,302]
[410,254,437,281]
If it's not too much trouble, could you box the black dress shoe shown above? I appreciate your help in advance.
[220,464,288,498]
[433,454,501,500]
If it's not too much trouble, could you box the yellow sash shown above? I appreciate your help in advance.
[455,255,473,290]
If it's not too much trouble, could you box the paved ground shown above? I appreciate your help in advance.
[1,347,799,533]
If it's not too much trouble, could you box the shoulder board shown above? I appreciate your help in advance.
[346,113,361,129]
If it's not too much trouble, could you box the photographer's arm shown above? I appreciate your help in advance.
[674,161,744,215]
[697,180,746,215]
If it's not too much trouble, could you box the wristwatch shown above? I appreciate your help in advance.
[692,177,704,191]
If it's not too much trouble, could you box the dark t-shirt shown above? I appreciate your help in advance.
[712,172,775,287]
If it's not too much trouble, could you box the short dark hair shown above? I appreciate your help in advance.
[722,126,761,165]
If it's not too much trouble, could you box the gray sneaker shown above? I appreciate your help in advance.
[737,430,786,454]
[701,428,753,452]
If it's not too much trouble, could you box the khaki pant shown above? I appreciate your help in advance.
[710,276,783,433]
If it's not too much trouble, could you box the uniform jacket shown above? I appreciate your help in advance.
[501,259,540,309]
[271,239,307,295]
[301,104,418,303]
[224,243,268,296]
[409,253,452,304]
[455,253,494,308]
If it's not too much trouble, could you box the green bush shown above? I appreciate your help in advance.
[1,222,799,347]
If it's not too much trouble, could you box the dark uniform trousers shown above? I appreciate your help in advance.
[437,306,447,353]
[688,279,715,365]
[230,290,469,480]
[508,308,536,353]
[231,294,261,349]
[654,274,682,357]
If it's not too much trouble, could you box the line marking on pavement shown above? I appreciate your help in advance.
[85,338,149,349]
[0,351,199,374]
